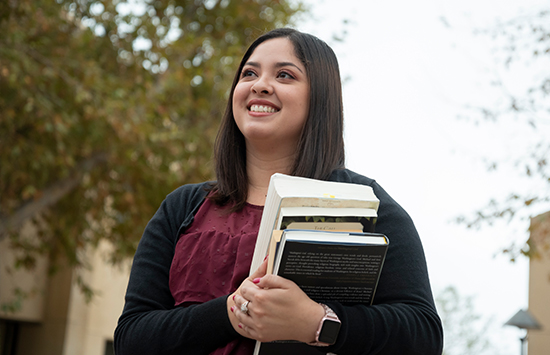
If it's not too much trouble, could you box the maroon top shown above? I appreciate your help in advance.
[169,198,263,354]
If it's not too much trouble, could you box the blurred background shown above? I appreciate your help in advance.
[1,0,548,354]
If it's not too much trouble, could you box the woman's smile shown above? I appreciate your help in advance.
[247,99,281,115]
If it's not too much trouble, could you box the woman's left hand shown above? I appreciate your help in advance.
[231,275,325,343]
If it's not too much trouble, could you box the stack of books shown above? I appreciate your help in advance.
[249,174,389,354]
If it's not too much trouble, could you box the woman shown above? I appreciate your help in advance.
[114,28,443,354]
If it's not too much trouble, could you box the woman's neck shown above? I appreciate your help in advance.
[245,148,295,206]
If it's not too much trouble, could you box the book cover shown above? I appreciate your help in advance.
[255,230,389,355]
[274,230,388,305]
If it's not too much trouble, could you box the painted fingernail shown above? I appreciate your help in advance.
[263,254,269,261]
[230,306,235,313]
[253,278,261,284]
[232,295,235,301]
[238,324,243,329]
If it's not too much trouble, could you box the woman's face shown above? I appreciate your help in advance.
[232,37,310,152]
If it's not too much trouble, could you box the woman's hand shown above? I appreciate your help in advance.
[227,257,268,337]
[231,273,325,343]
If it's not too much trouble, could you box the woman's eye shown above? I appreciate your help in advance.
[241,69,256,78]
[278,71,294,79]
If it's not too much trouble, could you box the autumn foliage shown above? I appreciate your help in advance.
[0,0,303,272]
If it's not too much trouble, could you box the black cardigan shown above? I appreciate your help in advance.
[114,169,443,354]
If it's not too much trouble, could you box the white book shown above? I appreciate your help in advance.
[249,173,380,274]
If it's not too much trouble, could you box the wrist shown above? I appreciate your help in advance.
[306,303,326,343]
[307,303,341,347]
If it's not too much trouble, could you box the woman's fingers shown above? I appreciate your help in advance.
[244,276,324,343]
[251,273,289,289]
[249,256,268,280]
[233,292,256,321]
[232,273,321,343]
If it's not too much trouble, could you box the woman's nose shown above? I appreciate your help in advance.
[251,76,272,94]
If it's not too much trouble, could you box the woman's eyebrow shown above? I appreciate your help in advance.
[244,61,304,74]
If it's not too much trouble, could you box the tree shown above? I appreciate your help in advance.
[0,0,305,296]
[455,7,550,260]
[436,286,494,355]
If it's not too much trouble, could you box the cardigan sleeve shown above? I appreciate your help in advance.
[323,170,444,354]
[114,184,240,355]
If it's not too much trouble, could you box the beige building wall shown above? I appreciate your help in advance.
[0,222,49,323]
[63,241,130,355]
[1,235,131,355]
[528,211,550,354]
[15,266,73,355]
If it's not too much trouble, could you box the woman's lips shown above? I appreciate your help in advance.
[249,104,278,113]
[247,99,280,113]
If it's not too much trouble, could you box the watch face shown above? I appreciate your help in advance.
[318,319,341,345]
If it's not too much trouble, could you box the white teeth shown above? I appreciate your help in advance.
[249,105,277,113]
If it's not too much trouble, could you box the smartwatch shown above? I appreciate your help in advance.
[308,303,341,346]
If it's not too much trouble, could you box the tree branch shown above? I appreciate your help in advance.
[0,152,108,238]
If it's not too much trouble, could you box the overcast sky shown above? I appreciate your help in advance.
[298,0,549,353]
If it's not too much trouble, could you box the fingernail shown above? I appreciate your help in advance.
[263,254,269,261]
[230,306,235,313]
[238,324,243,329]
[232,295,235,301]
[253,278,261,284]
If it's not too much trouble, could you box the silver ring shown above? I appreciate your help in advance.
[241,300,250,314]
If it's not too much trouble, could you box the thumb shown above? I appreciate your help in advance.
[253,274,290,290]
[249,257,268,280]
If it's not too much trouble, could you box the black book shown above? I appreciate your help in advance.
[254,229,389,355]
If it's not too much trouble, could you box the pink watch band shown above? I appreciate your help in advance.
[308,303,341,347]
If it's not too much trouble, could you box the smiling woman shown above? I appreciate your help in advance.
[213,29,346,211]
[232,37,310,167]
[114,28,443,355]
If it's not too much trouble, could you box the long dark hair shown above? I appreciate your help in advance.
[209,28,345,210]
